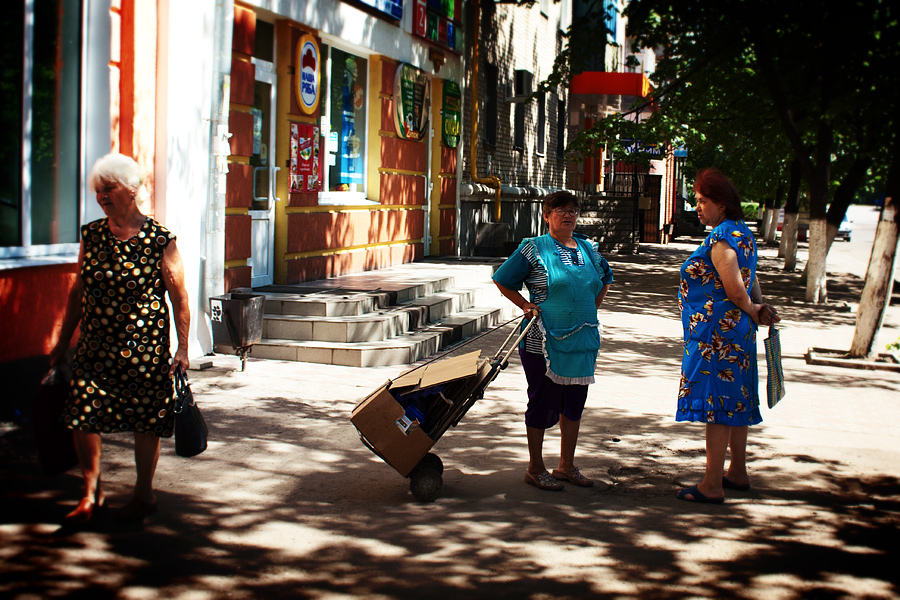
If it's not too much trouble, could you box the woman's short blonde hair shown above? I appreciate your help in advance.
[87,153,142,193]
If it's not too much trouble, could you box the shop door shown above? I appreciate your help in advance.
[249,64,278,287]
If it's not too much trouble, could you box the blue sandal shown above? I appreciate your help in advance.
[677,485,725,504]
[722,475,751,491]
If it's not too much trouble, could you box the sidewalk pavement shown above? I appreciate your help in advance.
[2,241,899,599]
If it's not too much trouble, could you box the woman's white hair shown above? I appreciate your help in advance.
[87,153,142,193]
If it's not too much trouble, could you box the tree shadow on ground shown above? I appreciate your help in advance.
[2,243,897,598]
[2,392,897,598]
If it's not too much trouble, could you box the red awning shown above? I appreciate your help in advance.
[570,72,653,97]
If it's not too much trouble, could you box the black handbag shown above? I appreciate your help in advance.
[173,366,209,457]
[32,366,79,475]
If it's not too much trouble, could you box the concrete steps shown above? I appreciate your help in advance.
[214,259,516,367]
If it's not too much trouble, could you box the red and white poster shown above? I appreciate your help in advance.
[290,122,321,192]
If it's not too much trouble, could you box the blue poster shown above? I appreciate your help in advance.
[340,57,363,184]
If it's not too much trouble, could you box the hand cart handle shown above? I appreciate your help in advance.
[493,314,539,369]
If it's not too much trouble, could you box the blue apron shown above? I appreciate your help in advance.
[531,234,604,384]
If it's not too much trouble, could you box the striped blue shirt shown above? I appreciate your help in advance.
[493,236,613,354]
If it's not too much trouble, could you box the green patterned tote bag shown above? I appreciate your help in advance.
[764,325,786,408]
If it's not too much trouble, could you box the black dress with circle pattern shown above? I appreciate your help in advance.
[64,217,177,437]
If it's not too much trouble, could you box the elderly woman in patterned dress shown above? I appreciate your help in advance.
[676,168,779,503]
[50,153,190,524]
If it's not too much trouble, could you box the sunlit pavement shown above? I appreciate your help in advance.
[2,239,898,599]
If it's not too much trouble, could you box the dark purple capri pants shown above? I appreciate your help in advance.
[519,349,589,429]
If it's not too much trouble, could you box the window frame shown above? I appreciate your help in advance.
[0,0,85,263]
[316,38,374,206]
[557,96,566,159]
[536,93,546,156]
[513,102,525,151]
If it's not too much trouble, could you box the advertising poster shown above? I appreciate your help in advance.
[441,80,460,148]
[290,122,321,192]
[340,57,364,185]
[393,63,430,141]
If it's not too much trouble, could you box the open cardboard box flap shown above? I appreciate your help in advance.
[389,350,483,391]
[350,350,485,477]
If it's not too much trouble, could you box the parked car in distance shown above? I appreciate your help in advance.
[776,208,810,241]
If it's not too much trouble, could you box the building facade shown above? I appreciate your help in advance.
[1,0,466,374]
[1,0,677,383]
[458,0,573,256]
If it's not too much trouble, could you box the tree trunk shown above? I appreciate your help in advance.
[780,159,802,262]
[849,206,899,357]
[763,184,784,245]
[804,125,833,303]
[850,153,899,357]
[801,156,872,281]
[763,208,778,244]
[782,212,799,271]
[761,195,774,240]
[806,218,828,302]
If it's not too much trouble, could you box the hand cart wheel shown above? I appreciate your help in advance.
[410,467,443,502]
[415,452,443,475]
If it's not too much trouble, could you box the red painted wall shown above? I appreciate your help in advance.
[0,264,79,362]
[281,54,430,284]
[287,210,424,254]
[439,128,458,253]
[286,243,422,283]
[224,6,256,291]
[226,164,253,208]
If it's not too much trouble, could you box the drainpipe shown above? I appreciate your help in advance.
[469,0,502,220]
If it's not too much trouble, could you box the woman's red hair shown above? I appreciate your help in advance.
[693,168,743,220]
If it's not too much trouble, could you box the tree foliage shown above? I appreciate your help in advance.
[560,0,898,217]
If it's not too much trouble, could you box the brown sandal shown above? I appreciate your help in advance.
[525,470,564,491]
[551,467,594,487]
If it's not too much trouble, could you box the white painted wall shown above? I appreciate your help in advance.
[162,1,218,359]
[82,1,112,225]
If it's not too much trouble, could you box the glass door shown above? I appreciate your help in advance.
[249,63,278,287]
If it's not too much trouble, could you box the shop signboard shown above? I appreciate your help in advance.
[621,138,667,157]
[441,80,460,148]
[351,0,403,21]
[393,63,430,141]
[295,34,320,115]
[412,0,460,52]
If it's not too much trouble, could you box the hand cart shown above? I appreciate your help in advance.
[351,316,538,501]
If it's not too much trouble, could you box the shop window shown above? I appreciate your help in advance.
[254,20,274,62]
[319,45,367,202]
[1,0,81,257]
[606,0,618,40]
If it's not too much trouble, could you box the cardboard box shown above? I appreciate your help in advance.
[351,351,484,477]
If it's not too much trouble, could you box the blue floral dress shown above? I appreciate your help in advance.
[677,220,762,426]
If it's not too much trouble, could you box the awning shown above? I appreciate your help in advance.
[570,72,653,97]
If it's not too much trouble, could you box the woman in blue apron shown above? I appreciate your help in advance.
[493,191,613,491]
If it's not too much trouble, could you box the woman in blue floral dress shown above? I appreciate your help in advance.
[677,169,779,504]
